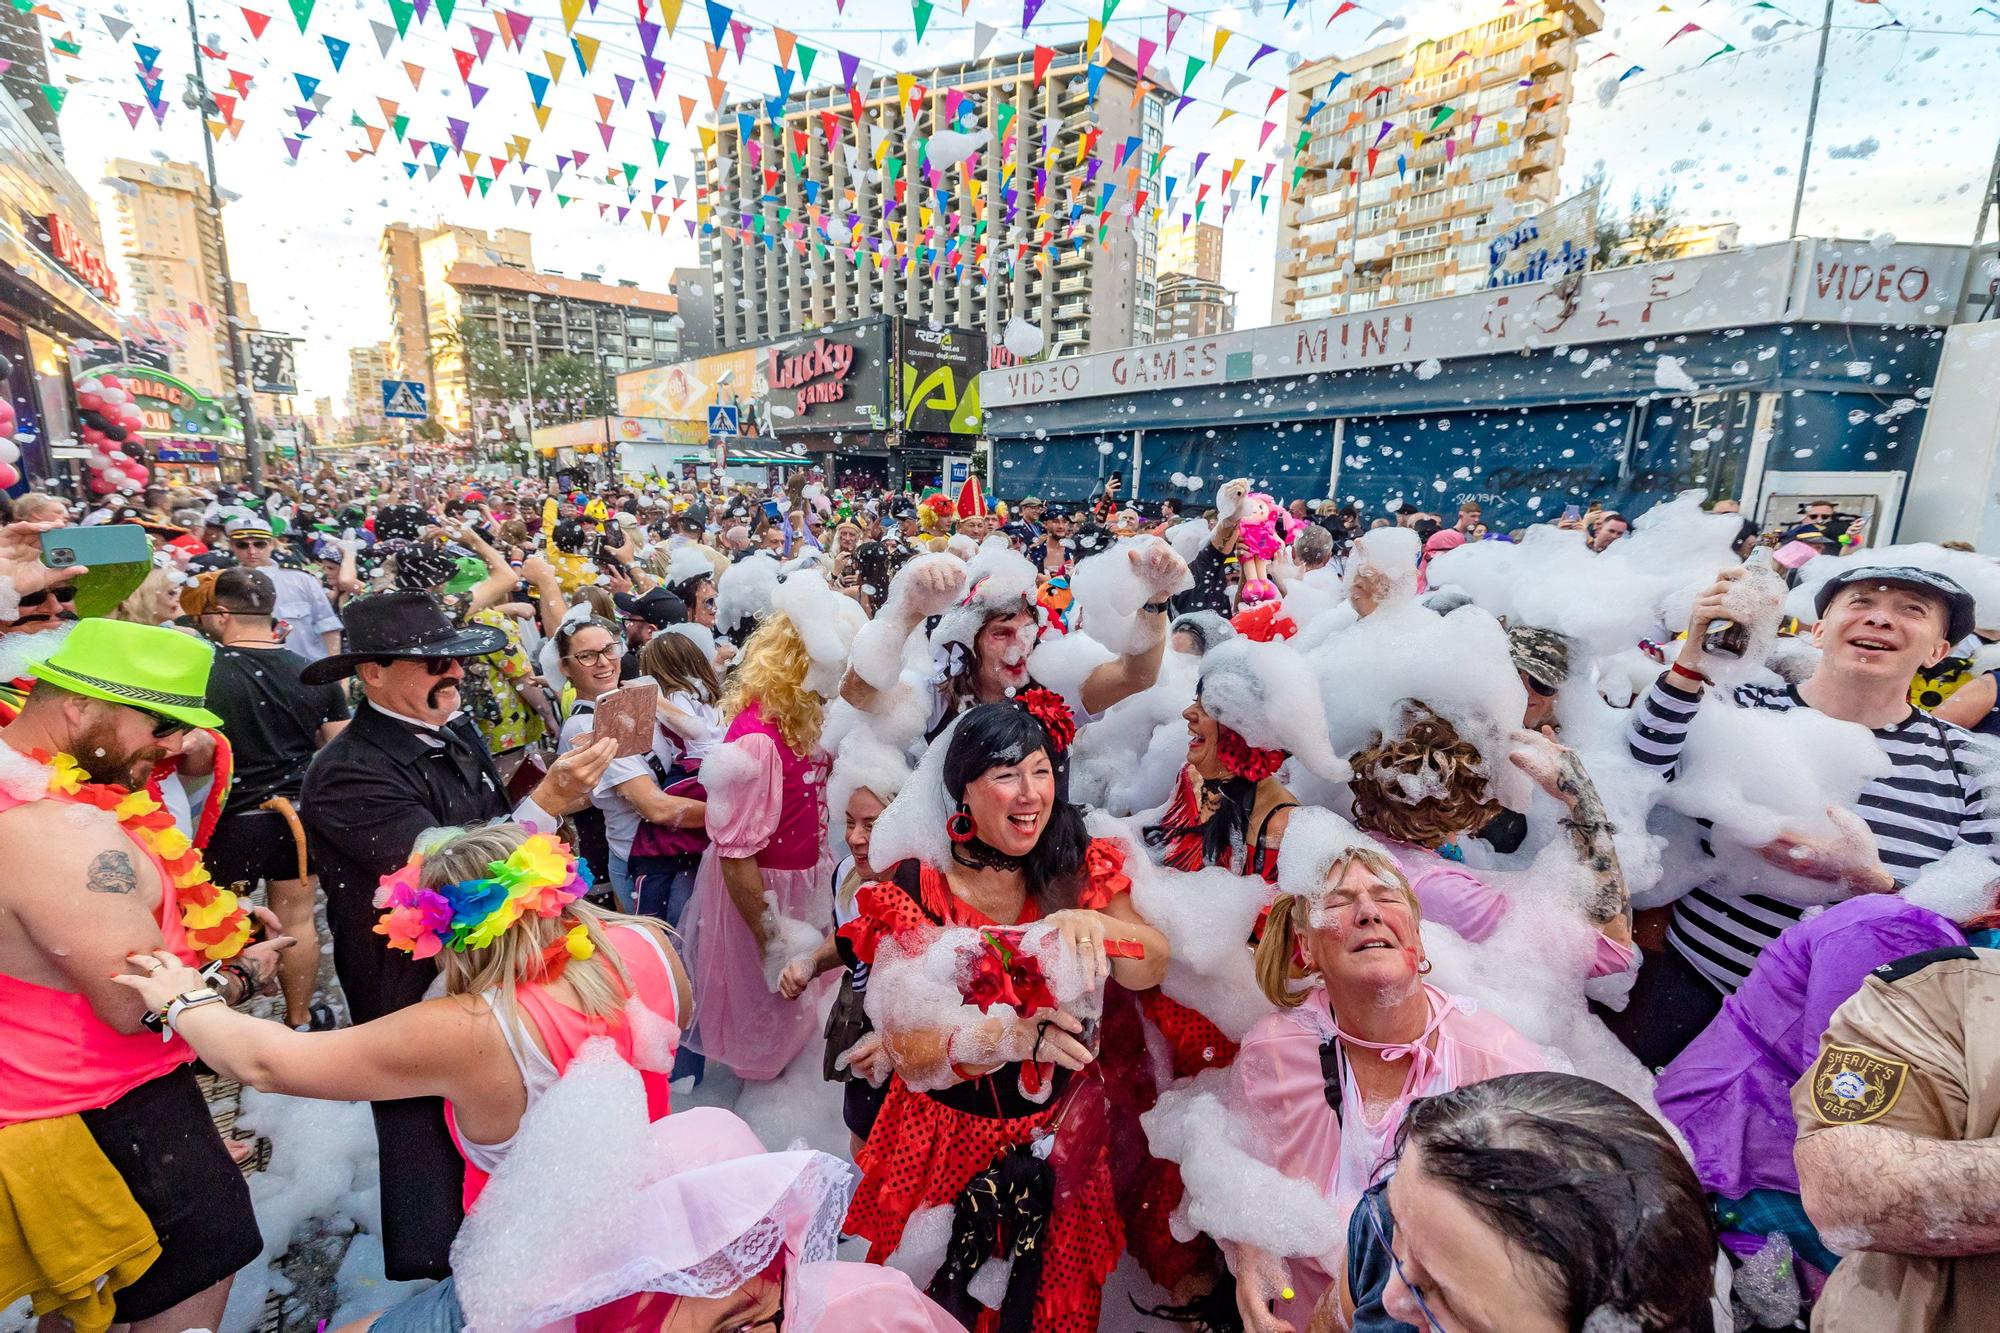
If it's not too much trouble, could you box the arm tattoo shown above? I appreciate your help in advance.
[85,849,138,895]
[1557,754,1628,927]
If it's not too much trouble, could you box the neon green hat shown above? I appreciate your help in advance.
[28,619,225,730]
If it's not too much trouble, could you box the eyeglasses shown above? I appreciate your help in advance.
[1364,1187,1448,1333]
[565,645,623,668]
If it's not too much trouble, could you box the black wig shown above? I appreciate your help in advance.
[943,702,1090,908]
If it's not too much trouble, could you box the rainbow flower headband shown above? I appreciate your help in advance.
[373,833,594,961]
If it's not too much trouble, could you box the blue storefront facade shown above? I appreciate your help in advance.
[979,239,1963,534]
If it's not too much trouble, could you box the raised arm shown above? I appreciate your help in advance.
[455,523,522,614]
[1077,538,1191,715]
[1626,568,1744,779]
[838,553,966,713]
[1211,478,1248,553]
[1508,730,1631,946]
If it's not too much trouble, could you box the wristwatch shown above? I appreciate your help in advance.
[1141,599,1172,615]
[150,987,225,1042]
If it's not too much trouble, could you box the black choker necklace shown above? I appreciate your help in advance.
[951,838,1025,873]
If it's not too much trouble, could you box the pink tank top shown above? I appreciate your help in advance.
[447,923,681,1208]
[726,702,827,871]
[0,784,197,1127]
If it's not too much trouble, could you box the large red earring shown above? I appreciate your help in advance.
[946,804,976,843]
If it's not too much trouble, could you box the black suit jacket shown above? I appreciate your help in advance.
[300,699,511,1279]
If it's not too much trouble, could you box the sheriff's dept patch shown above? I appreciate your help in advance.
[1809,1043,1910,1126]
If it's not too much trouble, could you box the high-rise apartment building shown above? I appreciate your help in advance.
[0,6,58,155]
[1155,272,1235,340]
[1272,0,1602,321]
[346,342,391,435]
[107,158,243,398]
[378,220,533,390]
[439,266,678,430]
[1157,220,1224,283]
[703,40,1168,361]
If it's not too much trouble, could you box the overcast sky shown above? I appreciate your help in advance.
[42,0,2000,404]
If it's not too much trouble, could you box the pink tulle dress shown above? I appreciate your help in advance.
[678,701,832,1081]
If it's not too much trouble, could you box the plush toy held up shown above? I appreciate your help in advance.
[1235,490,1298,606]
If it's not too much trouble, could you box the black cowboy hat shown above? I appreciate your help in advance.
[300,589,506,685]
[613,586,688,630]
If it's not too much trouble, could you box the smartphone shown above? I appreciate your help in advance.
[586,679,660,758]
[761,499,784,523]
[40,524,151,569]
[1561,504,1582,522]
[41,525,153,618]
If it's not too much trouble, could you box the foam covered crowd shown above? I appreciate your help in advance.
[2,463,1997,1333]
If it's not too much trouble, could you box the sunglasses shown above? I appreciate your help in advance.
[130,706,195,739]
[232,539,273,550]
[374,656,461,676]
[1524,675,1557,698]
[18,586,76,606]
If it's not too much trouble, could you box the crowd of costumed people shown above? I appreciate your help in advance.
[2,460,1998,1333]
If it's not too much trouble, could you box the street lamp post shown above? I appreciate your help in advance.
[181,0,261,489]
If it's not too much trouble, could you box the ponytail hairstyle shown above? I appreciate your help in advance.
[1252,846,1422,1008]
[1392,1072,1719,1333]
[942,701,1089,909]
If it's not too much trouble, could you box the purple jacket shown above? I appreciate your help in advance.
[1656,895,1962,1199]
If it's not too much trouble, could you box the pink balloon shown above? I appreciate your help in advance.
[77,391,103,413]
[0,401,15,437]
[0,461,18,489]
[88,473,117,495]
[121,463,150,483]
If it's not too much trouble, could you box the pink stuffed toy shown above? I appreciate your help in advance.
[1235,491,1297,605]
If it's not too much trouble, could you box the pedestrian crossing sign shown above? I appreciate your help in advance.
[381,380,429,420]
[707,404,739,437]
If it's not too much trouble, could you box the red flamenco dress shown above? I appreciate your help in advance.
[838,838,1137,1333]
[1111,760,1292,1291]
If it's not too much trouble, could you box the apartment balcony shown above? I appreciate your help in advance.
[1518,146,1557,177]
[1056,248,1089,270]
[1055,301,1088,320]
[1055,276,1087,295]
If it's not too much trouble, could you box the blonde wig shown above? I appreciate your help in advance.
[720,610,824,757]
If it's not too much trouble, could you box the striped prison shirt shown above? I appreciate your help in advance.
[1628,675,1999,993]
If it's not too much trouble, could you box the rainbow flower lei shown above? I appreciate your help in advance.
[40,752,253,961]
[373,832,594,960]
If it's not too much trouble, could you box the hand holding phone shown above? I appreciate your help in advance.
[40,525,152,618]
[586,680,660,758]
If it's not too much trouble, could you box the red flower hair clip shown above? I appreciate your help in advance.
[1216,725,1287,782]
[1016,687,1075,752]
